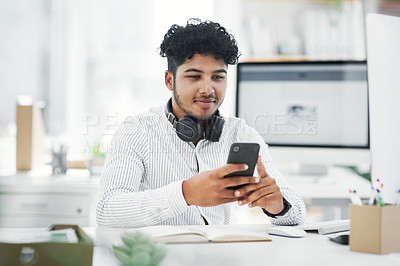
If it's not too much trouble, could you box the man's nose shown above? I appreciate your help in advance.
[199,78,214,95]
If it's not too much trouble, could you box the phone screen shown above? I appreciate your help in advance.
[225,142,260,189]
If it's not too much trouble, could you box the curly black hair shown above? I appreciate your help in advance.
[159,18,240,75]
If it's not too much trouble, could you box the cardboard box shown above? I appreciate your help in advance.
[16,104,45,171]
[0,225,93,266]
[350,205,400,254]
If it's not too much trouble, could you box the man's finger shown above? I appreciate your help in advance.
[220,189,241,199]
[217,163,248,178]
[256,156,268,178]
[223,175,260,188]
[239,187,270,205]
[234,176,275,197]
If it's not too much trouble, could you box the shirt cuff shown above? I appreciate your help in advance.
[164,180,189,216]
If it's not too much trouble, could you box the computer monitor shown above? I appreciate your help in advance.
[366,14,400,204]
[236,61,370,175]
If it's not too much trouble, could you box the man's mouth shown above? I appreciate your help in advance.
[194,98,216,108]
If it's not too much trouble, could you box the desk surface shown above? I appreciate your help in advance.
[89,224,400,266]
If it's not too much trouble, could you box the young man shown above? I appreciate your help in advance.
[97,19,306,228]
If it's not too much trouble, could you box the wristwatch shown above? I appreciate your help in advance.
[262,197,292,218]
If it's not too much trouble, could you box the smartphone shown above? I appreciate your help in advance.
[225,142,260,189]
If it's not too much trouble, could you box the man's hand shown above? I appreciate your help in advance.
[182,164,260,207]
[234,156,284,215]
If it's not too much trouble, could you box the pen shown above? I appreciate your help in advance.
[368,186,377,205]
[373,179,385,206]
[375,189,385,207]
[348,189,363,206]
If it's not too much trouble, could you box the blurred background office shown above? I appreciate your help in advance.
[1,0,400,226]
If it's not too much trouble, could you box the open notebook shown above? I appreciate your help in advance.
[125,225,271,244]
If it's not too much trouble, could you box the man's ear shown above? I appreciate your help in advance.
[165,70,174,92]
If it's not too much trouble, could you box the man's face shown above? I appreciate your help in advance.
[165,54,227,121]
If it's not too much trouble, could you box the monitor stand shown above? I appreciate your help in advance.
[277,162,332,184]
[297,164,328,176]
[278,161,328,176]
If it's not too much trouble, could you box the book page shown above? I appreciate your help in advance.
[51,229,79,243]
[126,225,271,243]
[200,227,271,242]
[126,226,209,243]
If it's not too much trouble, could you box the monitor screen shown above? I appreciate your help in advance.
[236,61,369,149]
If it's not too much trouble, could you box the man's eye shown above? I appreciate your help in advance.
[213,75,225,80]
[188,75,201,79]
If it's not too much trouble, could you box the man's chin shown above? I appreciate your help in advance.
[194,111,216,121]
[186,103,220,120]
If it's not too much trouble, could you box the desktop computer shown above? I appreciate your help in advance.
[366,14,400,205]
[236,61,370,176]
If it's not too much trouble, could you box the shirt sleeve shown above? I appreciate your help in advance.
[96,117,188,228]
[235,120,307,225]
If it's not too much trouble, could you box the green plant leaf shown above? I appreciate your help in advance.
[113,249,131,265]
[113,244,132,256]
[122,234,139,247]
[131,245,152,254]
[115,232,167,266]
[130,252,151,266]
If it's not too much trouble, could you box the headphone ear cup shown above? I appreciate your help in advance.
[175,116,202,142]
[205,116,224,142]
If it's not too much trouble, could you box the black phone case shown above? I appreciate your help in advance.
[225,143,260,189]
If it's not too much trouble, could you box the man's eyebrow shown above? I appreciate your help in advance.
[184,68,227,74]
[213,69,227,74]
[184,68,204,73]
[185,68,227,74]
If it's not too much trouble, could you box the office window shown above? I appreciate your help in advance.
[51,0,214,155]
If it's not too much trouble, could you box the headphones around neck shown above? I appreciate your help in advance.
[165,98,224,142]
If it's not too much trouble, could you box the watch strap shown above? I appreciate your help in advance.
[262,197,292,218]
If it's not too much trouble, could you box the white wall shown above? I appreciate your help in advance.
[0,0,50,130]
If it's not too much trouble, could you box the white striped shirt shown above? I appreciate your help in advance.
[96,105,306,228]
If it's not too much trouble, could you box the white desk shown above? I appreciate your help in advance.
[88,224,400,266]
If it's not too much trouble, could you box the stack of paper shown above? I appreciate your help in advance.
[0,228,79,244]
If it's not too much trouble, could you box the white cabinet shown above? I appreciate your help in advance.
[0,173,99,228]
